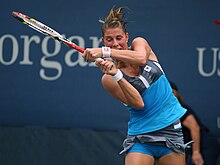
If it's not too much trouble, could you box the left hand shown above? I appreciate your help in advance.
[82,48,102,62]
[192,151,204,165]
[95,58,117,76]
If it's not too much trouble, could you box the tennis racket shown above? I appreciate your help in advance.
[12,11,85,53]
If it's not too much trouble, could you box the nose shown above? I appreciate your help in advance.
[112,39,119,48]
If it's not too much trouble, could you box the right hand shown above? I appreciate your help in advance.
[82,48,102,62]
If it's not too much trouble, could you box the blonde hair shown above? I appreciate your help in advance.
[99,7,128,36]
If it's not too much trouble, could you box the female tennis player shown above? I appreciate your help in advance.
[82,7,187,165]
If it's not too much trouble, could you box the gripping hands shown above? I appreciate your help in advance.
[82,47,117,76]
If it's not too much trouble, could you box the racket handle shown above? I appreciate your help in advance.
[65,42,84,53]
[72,44,85,53]
[74,47,103,62]
[75,46,84,53]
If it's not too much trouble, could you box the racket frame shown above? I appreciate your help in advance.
[12,11,85,53]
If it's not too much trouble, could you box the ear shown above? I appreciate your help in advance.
[126,32,129,42]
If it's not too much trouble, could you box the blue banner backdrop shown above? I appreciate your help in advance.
[1,0,220,136]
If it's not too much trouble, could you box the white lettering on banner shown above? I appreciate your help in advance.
[0,34,102,81]
[20,35,40,65]
[219,51,220,76]
[197,48,220,77]
[0,34,19,65]
[40,37,62,81]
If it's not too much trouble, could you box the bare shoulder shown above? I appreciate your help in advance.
[132,37,148,44]
[131,37,150,48]
[131,37,158,61]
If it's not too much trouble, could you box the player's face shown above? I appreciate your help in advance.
[103,28,129,50]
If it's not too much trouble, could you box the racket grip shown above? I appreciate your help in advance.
[74,45,85,53]
[65,42,85,53]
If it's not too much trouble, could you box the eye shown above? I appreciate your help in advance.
[104,36,112,42]
[106,38,113,42]
[116,36,123,41]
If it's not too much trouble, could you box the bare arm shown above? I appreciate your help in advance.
[182,114,204,165]
[102,74,144,109]
[96,59,144,109]
[110,37,155,65]
[82,37,158,65]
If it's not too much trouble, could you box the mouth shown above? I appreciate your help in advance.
[110,48,122,50]
[113,47,122,50]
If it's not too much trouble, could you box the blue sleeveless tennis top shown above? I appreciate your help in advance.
[123,60,186,135]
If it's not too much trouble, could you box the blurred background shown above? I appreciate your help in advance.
[0,0,219,164]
